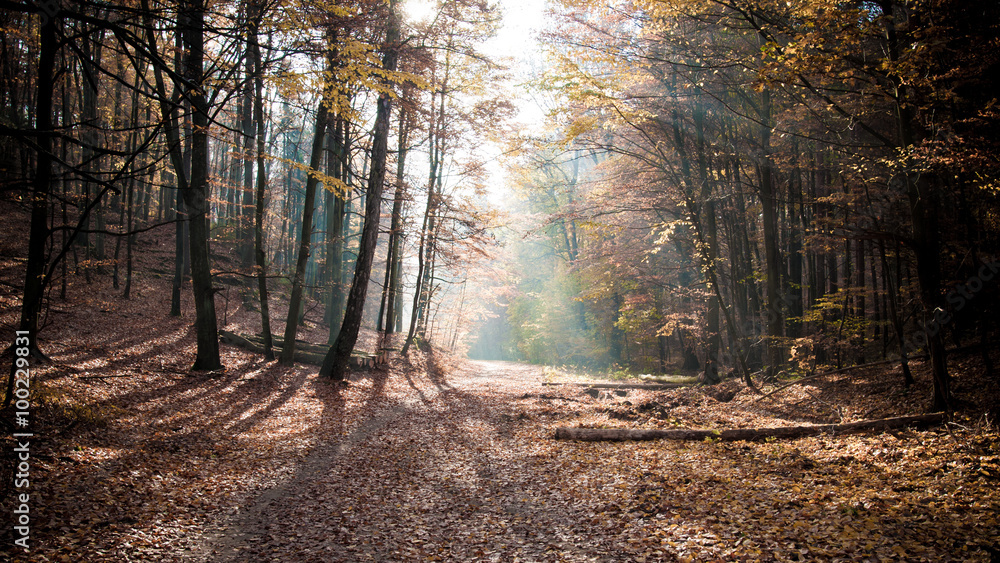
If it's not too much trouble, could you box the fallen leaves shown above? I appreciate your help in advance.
[1,269,999,561]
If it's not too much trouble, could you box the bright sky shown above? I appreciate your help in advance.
[483,0,550,206]
[482,0,546,58]
[402,0,552,207]
[483,0,549,121]
[404,0,547,53]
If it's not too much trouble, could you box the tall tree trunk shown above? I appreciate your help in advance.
[78,28,103,284]
[402,83,446,355]
[181,0,222,371]
[692,103,721,384]
[171,188,187,316]
[280,77,331,364]
[758,89,784,378]
[6,14,56,408]
[122,64,142,298]
[141,0,187,317]
[250,1,274,360]
[401,167,434,354]
[379,105,409,335]
[878,240,914,385]
[240,60,255,267]
[879,0,948,409]
[787,150,804,339]
[325,117,348,344]
[321,0,400,380]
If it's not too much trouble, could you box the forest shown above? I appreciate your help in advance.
[1,0,999,560]
[478,0,1000,414]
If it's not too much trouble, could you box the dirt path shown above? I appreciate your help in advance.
[8,345,998,562]
[199,360,617,562]
[185,358,1000,563]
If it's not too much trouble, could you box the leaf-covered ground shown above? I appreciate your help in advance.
[1,203,999,562]
[2,299,999,563]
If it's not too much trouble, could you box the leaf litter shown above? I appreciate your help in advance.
[1,272,999,562]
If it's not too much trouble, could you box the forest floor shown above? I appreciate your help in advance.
[1,202,1000,562]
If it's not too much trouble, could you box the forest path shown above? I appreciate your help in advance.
[202,359,614,562]
[185,355,1000,563]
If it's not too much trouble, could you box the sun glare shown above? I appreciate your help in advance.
[403,0,437,23]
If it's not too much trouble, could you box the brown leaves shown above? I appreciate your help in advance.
[6,268,999,563]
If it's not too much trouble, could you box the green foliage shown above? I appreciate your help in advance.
[504,272,610,366]
[788,288,879,369]
[606,365,634,380]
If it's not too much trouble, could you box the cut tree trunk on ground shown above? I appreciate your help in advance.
[554,413,946,442]
[219,330,384,369]
[543,382,688,391]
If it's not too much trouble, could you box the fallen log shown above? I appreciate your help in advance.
[554,413,947,442]
[543,382,688,390]
[219,330,377,369]
[235,331,331,356]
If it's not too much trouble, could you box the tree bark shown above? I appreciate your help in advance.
[6,14,56,408]
[181,0,222,371]
[280,38,334,364]
[325,117,348,344]
[877,0,949,409]
[249,0,274,360]
[758,88,784,378]
[402,77,447,354]
[379,104,409,335]
[320,0,400,380]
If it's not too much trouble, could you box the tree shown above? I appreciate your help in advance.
[400,1,507,354]
[178,0,222,371]
[249,0,275,360]
[377,97,414,336]
[280,30,335,365]
[321,0,402,380]
[523,0,1000,409]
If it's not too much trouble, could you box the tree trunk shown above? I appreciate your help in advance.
[379,105,409,335]
[879,0,949,409]
[181,0,222,371]
[250,2,274,360]
[554,413,946,442]
[320,0,400,380]
[402,88,444,355]
[758,89,784,378]
[280,39,334,364]
[5,15,56,408]
[325,117,348,344]
[78,27,103,282]
[692,104,720,384]
[878,240,913,385]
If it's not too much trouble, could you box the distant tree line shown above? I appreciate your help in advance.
[492,0,1000,411]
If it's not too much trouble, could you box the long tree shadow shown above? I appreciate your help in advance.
[204,361,400,562]
[0,301,366,562]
